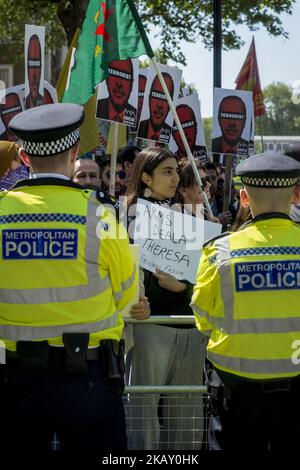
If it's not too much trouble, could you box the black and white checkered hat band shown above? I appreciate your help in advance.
[22,129,80,156]
[241,176,299,188]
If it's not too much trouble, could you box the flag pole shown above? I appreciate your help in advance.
[150,57,214,218]
[126,0,212,216]
[109,122,118,197]
[259,116,264,152]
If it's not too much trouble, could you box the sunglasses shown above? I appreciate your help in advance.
[104,170,126,180]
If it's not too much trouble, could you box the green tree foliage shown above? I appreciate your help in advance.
[203,117,213,150]
[0,0,65,66]
[179,78,197,97]
[139,49,168,69]
[261,82,300,135]
[0,0,295,67]
[136,0,295,65]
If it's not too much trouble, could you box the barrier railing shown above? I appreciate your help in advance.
[124,315,196,325]
[124,315,208,450]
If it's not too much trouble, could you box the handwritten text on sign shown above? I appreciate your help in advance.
[133,199,221,283]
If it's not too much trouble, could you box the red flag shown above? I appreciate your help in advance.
[235,38,265,117]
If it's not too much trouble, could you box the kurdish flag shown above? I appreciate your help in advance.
[235,37,265,117]
[63,0,153,105]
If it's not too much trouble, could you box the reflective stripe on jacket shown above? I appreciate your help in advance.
[191,215,300,379]
[0,182,137,350]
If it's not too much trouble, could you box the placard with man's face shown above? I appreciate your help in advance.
[131,68,148,132]
[169,94,208,163]
[138,63,182,145]
[96,58,139,127]
[0,79,57,142]
[0,85,24,141]
[24,25,45,109]
[43,81,58,104]
[212,88,253,156]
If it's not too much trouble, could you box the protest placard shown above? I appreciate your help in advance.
[96,58,139,127]
[0,84,24,141]
[133,199,221,283]
[24,25,45,109]
[131,68,148,132]
[212,87,253,156]
[137,62,182,145]
[169,94,209,163]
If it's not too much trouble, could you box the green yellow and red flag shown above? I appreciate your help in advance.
[62,0,153,105]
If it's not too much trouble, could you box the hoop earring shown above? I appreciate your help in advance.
[143,187,152,198]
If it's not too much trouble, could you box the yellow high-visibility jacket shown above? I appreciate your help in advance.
[0,180,137,351]
[191,214,300,379]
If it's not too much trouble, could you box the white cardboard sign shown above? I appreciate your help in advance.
[133,199,221,283]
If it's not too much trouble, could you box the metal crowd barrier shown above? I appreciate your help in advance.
[124,316,209,450]
[52,316,209,451]
[124,315,196,325]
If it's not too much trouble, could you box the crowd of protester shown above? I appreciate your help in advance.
[70,144,244,450]
[2,136,300,451]
[0,138,259,450]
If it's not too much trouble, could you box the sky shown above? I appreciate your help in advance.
[149,0,300,117]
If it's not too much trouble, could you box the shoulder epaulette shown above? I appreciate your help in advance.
[96,190,119,218]
[0,189,8,198]
[203,231,230,248]
[236,219,253,231]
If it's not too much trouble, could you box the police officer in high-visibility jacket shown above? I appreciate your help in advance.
[191,152,300,451]
[0,103,137,462]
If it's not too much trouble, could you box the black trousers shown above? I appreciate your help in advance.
[208,371,300,451]
[0,360,126,463]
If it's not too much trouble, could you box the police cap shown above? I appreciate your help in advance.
[235,152,300,188]
[8,103,85,157]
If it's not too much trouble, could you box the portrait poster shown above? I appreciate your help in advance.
[212,87,253,156]
[43,81,58,104]
[0,84,24,141]
[137,62,182,145]
[24,25,45,109]
[131,68,148,132]
[96,58,139,128]
[169,94,209,163]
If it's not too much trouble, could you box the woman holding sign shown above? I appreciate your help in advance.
[126,147,206,450]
